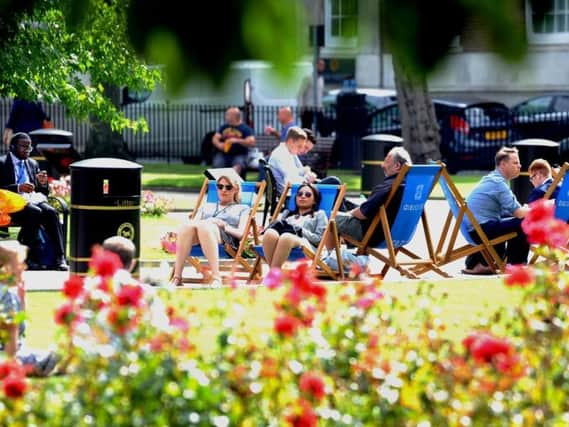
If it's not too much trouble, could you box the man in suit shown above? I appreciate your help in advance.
[0,133,67,270]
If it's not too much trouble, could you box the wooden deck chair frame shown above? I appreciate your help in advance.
[529,162,569,264]
[334,164,448,279]
[415,165,516,276]
[181,178,266,283]
[250,181,346,281]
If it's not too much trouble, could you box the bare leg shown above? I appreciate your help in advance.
[173,223,199,279]
[271,233,304,268]
[262,229,280,266]
[197,221,222,278]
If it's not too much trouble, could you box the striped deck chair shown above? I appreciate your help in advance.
[336,164,447,279]
[422,165,517,275]
[182,178,266,283]
[250,182,346,280]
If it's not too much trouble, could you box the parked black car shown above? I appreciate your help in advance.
[511,93,569,143]
[367,97,511,173]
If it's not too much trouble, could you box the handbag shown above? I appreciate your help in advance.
[265,219,297,235]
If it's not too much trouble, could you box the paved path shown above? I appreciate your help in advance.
[23,196,499,292]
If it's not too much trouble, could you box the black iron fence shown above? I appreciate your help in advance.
[1,97,569,171]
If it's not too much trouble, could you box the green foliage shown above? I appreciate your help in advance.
[0,0,160,132]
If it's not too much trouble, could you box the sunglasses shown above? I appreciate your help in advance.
[217,183,234,191]
[296,191,313,198]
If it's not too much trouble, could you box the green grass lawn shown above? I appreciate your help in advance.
[141,162,482,196]
[26,277,519,353]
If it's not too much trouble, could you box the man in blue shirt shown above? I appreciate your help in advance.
[212,107,256,177]
[463,147,530,274]
[527,158,560,203]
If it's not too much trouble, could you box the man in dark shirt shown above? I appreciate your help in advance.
[325,147,412,250]
[211,107,255,177]
[528,158,560,203]
[3,99,49,146]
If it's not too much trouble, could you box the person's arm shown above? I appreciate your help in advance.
[2,129,12,146]
[211,132,224,151]
[228,135,255,148]
[300,211,328,246]
[349,207,367,220]
[31,161,48,195]
[221,207,250,239]
[513,205,530,218]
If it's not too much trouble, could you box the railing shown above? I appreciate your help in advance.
[1,97,569,170]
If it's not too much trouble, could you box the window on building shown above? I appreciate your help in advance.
[527,0,569,43]
[325,0,358,48]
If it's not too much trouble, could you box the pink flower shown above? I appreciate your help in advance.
[356,290,384,310]
[0,360,26,380]
[504,265,535,288]
[89,247,123,277]
[299,372,326,400]
[63,275,84,299]
[264,268,284,289]
[522,199,569,247]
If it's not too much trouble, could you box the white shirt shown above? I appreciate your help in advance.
[268,143,306,195]
[10,152,29,184]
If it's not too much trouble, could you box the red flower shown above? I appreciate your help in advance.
[463,332,513,364]
[107,307,137,335]
[3,374,27,398]
[525,199,554,223]
[54,302,78,326]
[117,284,144,307]
[299,371,326,400]
[274,315,299,337]
[0,360,25,380]
[504,264,535,288]
[522,199,569,248]
[89,246,122,277]
[63,275,84,299]
[286,399,318,427]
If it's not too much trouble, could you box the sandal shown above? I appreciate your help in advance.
[169,276,183,287]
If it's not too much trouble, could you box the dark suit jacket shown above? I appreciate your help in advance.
[528,177,560,204]
[0,154,48,196]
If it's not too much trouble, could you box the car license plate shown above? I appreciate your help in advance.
[485,130,507,140]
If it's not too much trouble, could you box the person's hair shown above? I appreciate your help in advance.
[9,132,31,152]
[529,158,552,177]
[389,147,412,167]
[495,146,518,167]
[303,128,316,145]
[292,183,321,216]
[217,175,241,203]
[285,126,307,142]
[103,236,135,271]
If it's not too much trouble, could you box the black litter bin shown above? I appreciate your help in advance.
[335,92,368,170]
[29,129,81,177]
[511,139,559,204]
[361,134,403,194]
[69,158,142,275]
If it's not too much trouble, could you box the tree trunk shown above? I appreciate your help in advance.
[393,56,441,163]
[84,84,133,160]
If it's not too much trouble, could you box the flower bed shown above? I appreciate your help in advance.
[1,199,569,425]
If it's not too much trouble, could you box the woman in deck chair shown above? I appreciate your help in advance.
[262,183,328,268]
[171,175,250,287]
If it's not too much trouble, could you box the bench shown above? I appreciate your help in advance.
[254,134,335,178]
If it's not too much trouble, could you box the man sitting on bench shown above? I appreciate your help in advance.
[0,133,67,271]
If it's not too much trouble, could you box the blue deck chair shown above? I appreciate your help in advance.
[529,162,569,263]
[251,182,346,280]
[337,164,447,279]
[424,165,517,275]
[182,178,266,283]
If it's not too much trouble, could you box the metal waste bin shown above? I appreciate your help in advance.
[69,158,142,275]
[361,134,403,195]
[29,129,81,177]
[511,139,559,204]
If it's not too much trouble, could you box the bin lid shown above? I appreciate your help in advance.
[512,139,559,147]
[29,128,73,138]
[361,134,403,143]
[70,157,143,170]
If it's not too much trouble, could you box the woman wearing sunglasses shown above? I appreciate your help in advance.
[262,183,327,268]
[171,176,250,287]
